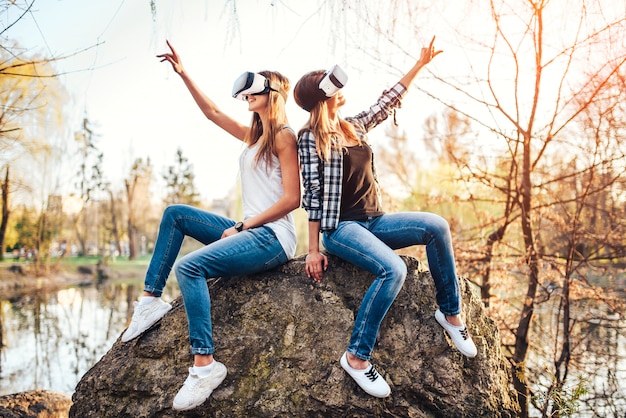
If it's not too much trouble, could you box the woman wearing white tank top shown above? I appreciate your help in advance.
[121,40,300,411]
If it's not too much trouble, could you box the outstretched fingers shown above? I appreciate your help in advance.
[156,40,183,74]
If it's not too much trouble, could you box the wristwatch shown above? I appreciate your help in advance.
[234,221,244,232]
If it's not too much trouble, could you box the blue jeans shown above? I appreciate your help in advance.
[322,212,461,361]
[144,204,289,355]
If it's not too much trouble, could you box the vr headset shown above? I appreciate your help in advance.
[318,64,348,98]
[297,64,348,112]
[232,72,284,100]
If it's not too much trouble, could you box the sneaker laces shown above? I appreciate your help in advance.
[364,366,380,382]
[133,302,152,317]
[183,371,200,390]
[459,328,470,340]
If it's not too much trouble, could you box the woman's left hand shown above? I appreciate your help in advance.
[305,251,328,283]
[221,227,238,239]
[417,36,443,67]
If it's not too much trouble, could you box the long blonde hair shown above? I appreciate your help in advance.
[294,70,359,161]
[244,70,290,166]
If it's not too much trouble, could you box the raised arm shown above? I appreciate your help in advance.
[157,40,249,141]
[398,36,443,90]
[349,37,442,133]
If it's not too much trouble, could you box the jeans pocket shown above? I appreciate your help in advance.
[263,249,288,270]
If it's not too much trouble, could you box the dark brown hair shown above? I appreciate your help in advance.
[294,70,359,161]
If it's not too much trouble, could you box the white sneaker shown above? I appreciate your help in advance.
[121,298,172,342]
[172,362,228,411]
[340,352,391,398]
[435,309,477,358]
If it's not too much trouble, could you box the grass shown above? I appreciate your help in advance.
[0,254,150,277]
[59,255,151,274]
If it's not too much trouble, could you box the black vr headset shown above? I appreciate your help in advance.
[232,72,284,100]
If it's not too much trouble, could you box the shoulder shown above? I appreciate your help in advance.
[275,126,297,151]
[344,117,367,138]
[280,125,296,138]
[297,128,315,144]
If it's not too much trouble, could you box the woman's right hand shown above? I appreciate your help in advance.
[157,40,184,75]
[305,251,328,283]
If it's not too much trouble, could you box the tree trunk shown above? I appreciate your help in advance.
[127,221,136,261]
[74,209,87,257]
[0,166,9,262]
[482,225,509,307]
[125,179,136,261]
[108,190,122,256]
[512,132,540,418]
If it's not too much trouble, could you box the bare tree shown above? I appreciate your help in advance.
[106,188,123,258]
[0,51,68,263]
[162,147,201,207]
[125,157,153,260]
[72,117,105,256]
[340,0,626,415]
[1,1,102,262]
[0,166,9,260]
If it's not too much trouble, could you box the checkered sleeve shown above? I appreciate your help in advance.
[350,82,407,132]
[321,151,343,230]
[297,130,323,221]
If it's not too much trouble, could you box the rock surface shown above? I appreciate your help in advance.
[70,255,519,417]
[0,390,72,418]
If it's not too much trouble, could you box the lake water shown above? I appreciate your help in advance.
[0,278,179,396]
[0,275,624,416]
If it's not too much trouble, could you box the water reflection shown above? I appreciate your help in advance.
[0,279,179,396]
[528,298,626,416]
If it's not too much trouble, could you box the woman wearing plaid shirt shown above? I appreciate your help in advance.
[293,37,477,398]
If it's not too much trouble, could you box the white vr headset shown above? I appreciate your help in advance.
[318,64,348,97]
[232,72,283,100]
[298,64,348,112]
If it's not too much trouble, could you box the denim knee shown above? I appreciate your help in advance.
[173,255,197,287]
[429,214,452,239]
[161,204,185,225]
[385,256,407,289]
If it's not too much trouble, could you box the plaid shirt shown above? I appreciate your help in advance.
[298,82,407,231]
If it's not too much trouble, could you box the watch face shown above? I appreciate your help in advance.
[235,222,244,231]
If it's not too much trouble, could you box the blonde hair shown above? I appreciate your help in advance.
[295,70,359,161]
[244,70,290,166]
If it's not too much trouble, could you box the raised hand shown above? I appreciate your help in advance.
[157,40,184,75]
[417,35,443,67]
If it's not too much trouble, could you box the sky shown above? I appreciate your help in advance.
[4,0,456,203]
[9,1,621,205]
[3,0,419,201]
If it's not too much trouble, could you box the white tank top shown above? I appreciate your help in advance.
[239,132,297,258]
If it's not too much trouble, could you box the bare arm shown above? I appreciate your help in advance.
[305,221,328,282]
[398,36,443,90]
[157,40,249,141]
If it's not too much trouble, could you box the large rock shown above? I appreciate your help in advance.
[70,255,519,417]
[0,390,72,418]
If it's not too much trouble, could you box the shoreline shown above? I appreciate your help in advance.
[0,260,146,300]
